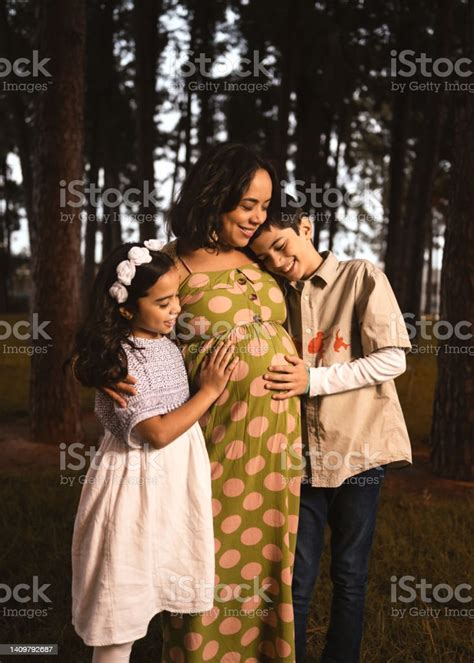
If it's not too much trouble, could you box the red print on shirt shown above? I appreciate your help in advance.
[333,328,350,352]
[308,331,325,356]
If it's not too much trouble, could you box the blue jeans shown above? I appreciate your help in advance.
[292,467,385,663]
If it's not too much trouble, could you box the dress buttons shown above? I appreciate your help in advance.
[237,277,246,285]
[249,293,258,301]
[253,314,262,323]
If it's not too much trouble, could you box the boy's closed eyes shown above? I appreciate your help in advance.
[250,217,323,282]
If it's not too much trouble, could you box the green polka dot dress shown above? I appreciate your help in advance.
[161,244,302,663]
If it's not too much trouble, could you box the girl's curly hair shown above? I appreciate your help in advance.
[72,243,174,388]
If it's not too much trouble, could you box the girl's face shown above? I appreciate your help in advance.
[123,268,181,339]
[218,168,273,247]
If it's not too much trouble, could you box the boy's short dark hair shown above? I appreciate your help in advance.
[250,194,308,242]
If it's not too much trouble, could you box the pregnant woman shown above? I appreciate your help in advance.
[110,143,302,661]
[160,143,302,663]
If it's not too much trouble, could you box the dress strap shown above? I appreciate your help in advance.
[177,254,193,275]
[160,239,193,274]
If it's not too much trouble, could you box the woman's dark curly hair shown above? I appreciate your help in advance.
[72,243,175,388]
[168,142,278,252]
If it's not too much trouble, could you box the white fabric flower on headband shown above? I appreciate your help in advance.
[115,259,136,286]
[144,239,166,251]
[108,240,167,304]
[128,246,153,265]
[109,281,128,304]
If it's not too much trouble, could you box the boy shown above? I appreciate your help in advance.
[249,201,412,663]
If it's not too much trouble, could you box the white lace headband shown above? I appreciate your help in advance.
[109,239,166,304]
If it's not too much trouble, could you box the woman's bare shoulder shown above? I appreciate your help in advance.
[160,240,189,284]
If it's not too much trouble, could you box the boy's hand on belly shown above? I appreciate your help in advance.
[263,355,309,400]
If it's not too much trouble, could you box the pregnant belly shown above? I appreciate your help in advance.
[190,321,302,481]
[184,321,298,404]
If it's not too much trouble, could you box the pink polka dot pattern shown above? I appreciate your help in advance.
[240,268,261,281]
[281,567,293,585]
[219,617,242,635]
[264,472,287,491]
[222,478,245,497]
[219,549,241,569]
[245,455,265,475]
[287,413,297,433]
[263,508,286,527]
[162,257,301,661]
[263,576,280,595]
[268,286,284,303]
[228,359,249,381]
[240,626,259,646]
[224,439,246,460]
[221,653,242,663]
[181,291,204,306]
[211,461,223,480]
[249,376,267,397]
[208,296,233,313]
[221,515,242,534]
[242,491,264,510]
[230,401,248,422]
[270,397,289,413]
[212,499,222,517]
[262,544,283,561]
[184,632,203,651]
[247,416,269,437]
[201,607,220,626]
[266,433,287,454]
[187,273,210,288]
[212,425,226,444]
[233,308,255,325]
[240,527,263,545]
[276,638,292,657]
[202,641,219,660]
[241,562,262,580]
[216,389,230,406]
[278,603,294,623]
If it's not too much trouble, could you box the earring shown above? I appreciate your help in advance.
[210,229,219,243]
[119,307,133,320]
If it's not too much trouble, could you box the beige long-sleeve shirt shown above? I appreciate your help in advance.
[284,251,412,487]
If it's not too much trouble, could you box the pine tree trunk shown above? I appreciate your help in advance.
[430,2,474,480]
[384,90,411,298]
[30,0,85,444]
[134,0,160,241]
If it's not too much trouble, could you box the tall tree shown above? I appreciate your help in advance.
[30,0,85,444]
[134,0,161,241]
[430,1,473,480]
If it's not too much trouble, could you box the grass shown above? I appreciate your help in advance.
[0,314,94,419]
[0,472,472,662]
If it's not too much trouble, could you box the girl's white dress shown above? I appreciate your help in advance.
[71,336,215,646]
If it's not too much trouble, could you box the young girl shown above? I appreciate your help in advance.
[71,240,238,663]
